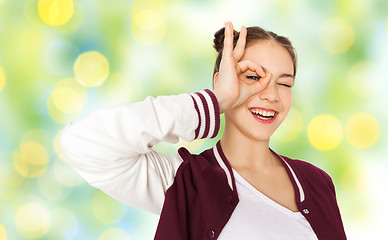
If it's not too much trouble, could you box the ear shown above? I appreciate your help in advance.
[213,72,219,89]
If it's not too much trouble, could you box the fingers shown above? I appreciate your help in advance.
[247,72,272,97]
[237,59,266,78]
[222,22,234,58]
[233,25,247,61]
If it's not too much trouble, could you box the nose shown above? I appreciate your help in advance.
[258,81,279,102]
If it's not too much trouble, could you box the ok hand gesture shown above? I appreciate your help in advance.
[213,22,272,114]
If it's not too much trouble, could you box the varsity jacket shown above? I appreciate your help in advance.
[60,89,347,240]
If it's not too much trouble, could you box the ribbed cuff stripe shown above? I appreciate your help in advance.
[190,93,206,139]
[190,89,220,139]
[191,94,201,139]
[204,89,220,138]
[197,91,210,139]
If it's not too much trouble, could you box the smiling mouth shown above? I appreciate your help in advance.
[248,107,279,123]
[249,108,276,120]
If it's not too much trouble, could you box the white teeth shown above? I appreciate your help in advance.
[250,109,276,117]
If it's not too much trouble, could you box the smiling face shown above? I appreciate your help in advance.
[223,39,295,141]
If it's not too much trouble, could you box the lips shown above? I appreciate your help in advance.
[249,107,278,124]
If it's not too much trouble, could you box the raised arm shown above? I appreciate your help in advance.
[60,89,220,215]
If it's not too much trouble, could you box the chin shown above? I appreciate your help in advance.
[248,129,274,142]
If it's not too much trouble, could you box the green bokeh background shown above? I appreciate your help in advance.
[0,0,387,239]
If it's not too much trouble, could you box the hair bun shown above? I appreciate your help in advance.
[213,26,239,53]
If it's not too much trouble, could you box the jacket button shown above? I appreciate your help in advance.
[303,208,310,214]
[207,229,215,239]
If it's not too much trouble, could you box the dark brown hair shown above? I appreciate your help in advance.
[212,26,297,85]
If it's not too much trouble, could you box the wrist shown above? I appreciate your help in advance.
[212,89,231,114]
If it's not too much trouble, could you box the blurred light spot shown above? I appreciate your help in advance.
[348,61,383,97]
[0,66,5,92]
[21,129,53,151]
[54,129,66,161]
[47,208,79,239]
[98,228,131,240]
[25,0,83,32]
[20,141,48,165]
[52,87,83,114]
[130,0,166,45]
[53,159,84,187]
[307,114,343,151]
[0,224,7,240]
[273,107,303,142]
[74,51,110,87]
[320,18,354,53]
[44,39,79,76]
[38,0,74,26]
[15,202,51,239]
[13,141,49,178]
[91,191,126,224]
[345,113,380,149]
[47,78,87,123]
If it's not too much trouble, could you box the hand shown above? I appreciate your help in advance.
[213,22,272,114]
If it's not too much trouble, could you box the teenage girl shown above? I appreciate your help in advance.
[61,21,347,239]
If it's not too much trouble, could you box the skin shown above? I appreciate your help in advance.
[212,22,298,212]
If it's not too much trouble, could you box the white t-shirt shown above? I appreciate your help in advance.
[218,169,318,240]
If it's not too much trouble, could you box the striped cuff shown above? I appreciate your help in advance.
[189,89,220,139]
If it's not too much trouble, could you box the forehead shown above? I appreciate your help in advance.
[241,40,294,75]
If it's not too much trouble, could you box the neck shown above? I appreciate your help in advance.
[220,120,279,171]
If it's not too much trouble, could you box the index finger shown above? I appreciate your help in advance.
[237,59,266,78]
[222,22,234,58]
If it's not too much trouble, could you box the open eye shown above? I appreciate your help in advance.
[246,75,261,81]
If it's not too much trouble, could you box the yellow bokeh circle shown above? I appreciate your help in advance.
[130,0,166,45]
[98,228,131,240]
[273,107,304,142]
[0,66,5,92]
[38,0,74,26]
[348,61,383,97]
[74,51,110,87]
[52,87,84,114]
[307,114,343,151]
[47,77,87,123]
[131,9,166,45]
[345,113,380,149]
[320,18,354,54]
[15,202,51,239]
[13,141,49,178]
[0,224,7,240]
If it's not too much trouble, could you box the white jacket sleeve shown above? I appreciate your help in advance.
[60,89,220,215]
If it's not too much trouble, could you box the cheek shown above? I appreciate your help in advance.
[280,89,293,109]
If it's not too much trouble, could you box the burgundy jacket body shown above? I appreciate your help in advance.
[154,140,347,240]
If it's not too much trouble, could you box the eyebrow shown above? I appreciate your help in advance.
[261,66,295,80]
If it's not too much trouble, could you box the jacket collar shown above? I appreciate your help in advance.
[211,139,306,203]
